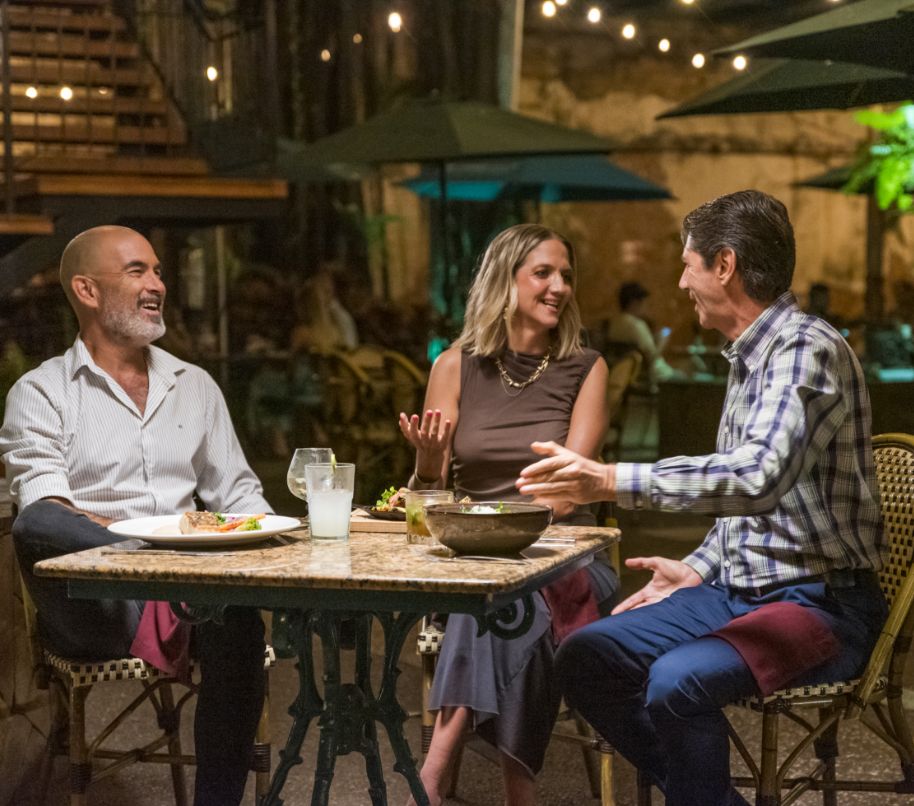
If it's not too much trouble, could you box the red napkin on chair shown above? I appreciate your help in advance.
[130,601,193,684]
[710,602,841,695]
[542,568,601,645]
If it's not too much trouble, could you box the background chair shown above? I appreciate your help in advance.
[17,565,276,805]
[638,431,914,805]
[602,350,643,463]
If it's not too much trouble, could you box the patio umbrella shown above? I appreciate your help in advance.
[292,96,614,315]
[796,164,914,195]
[398,154,671,202]
[658,59,914,118]
[715,0,914,75]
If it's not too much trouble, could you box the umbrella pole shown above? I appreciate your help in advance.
[864,195,886,322]
[438,163,452,319]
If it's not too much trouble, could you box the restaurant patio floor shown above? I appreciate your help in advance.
[15,474,914,806]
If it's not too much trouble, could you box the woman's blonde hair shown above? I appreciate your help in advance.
[454,223,583,359]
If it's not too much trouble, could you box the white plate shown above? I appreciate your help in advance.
[108,514,302,548]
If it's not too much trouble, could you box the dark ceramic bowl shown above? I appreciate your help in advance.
[424,501,553,555]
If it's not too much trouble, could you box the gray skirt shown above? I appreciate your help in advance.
[428,559,619,777]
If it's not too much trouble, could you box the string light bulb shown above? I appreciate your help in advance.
[388,11,402,32]
[320,49,332,62]
[59,85,73,101]
[732,55,748,70]
[205,65,218,81]
[555,0,568,5]
[621,23,636,40]
[353,33,363,44]
[587,7,601,24]
[680,0,695,5]
[25,86,38,99]
[542,1,556,17]
[658,38,671,53]
[691,53,706,69]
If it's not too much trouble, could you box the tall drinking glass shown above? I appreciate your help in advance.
[305,463,356,539]
[287,448,333,502]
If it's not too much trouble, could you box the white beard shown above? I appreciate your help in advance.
[102,306,166,345]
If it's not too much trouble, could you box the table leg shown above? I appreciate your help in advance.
[261,611,323,806]
[372,611,429,806]
[262,598,535,806]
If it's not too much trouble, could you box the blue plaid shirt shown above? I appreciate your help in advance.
[616,292,884,592]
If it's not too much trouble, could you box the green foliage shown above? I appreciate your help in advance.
[847,103,914,212]
[0,341,32,422]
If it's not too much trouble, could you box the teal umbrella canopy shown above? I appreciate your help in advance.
[293,97,614,165]
[399,155,671,202]
[716,0,914,74]
[659,58,914,118]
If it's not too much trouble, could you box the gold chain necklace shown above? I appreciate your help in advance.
[495,349,551,392]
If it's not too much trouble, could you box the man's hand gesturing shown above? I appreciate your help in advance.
[611,557,702,615]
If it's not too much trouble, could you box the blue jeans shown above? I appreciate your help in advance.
[13,500,266,806]
[555,577,886,806]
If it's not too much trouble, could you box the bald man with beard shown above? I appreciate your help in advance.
[1,226,271,805]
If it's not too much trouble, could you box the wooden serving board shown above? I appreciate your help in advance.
[349,513,407,534]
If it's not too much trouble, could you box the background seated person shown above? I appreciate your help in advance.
[290,262,359,355]
[0,226,270,806]
[606,281,677,390]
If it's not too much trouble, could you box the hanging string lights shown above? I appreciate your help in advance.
[536,0,754,71]
[307,1,768,71]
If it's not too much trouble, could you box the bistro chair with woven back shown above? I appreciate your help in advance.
[15,537,276,806]
[635,431,914,806]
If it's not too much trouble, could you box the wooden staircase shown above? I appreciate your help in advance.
[0,0,286,292]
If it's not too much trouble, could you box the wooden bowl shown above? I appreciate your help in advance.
[424,502,553,555]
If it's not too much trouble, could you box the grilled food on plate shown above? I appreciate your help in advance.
[179,512,265,533]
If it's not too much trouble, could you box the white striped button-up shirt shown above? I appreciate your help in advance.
[615,292,884,592]
[0,338,270,519]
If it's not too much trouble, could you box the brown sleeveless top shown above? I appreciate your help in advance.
[451,348,600,502]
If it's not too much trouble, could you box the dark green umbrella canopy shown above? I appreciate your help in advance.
[292,97,613,319]
[399,155,671,202]
[796,164,914,194]
[659,58,914,118]
[716,0,914,74]
[293,97,614,165]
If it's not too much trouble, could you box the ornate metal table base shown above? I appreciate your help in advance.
[260,595,535,806]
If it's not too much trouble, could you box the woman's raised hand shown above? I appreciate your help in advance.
[399,409,452,464]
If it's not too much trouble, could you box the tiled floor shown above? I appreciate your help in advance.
[14,502,914,805]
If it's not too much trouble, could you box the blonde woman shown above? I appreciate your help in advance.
[400,224,618,806]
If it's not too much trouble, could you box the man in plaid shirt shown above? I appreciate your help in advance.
[517,190,887,806]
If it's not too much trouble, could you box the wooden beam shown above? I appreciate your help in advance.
[15,173,287,201]
[11,154,209,176]
[6,121,185,146]
[0,213,53,236]
[1,92,169,117]
[9,61,146,87]
[8,31,139,60]
[7,7,126,35]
